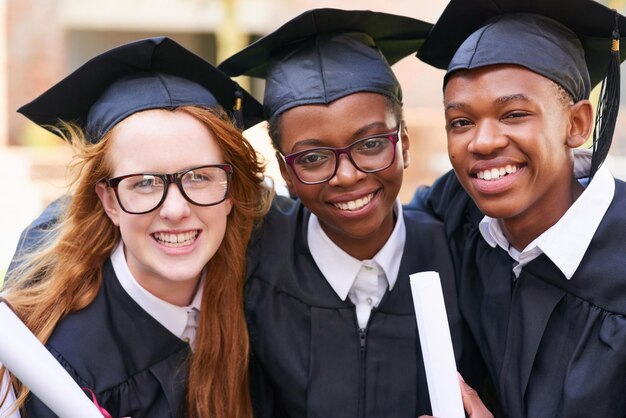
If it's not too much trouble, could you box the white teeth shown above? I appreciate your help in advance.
[333,193,374,211]
[153,230,199,247]
[477,165,520,181]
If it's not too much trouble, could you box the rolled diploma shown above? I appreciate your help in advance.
[0,301,102,418]
[409,271,464,418]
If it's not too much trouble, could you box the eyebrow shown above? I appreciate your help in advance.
[290,121,394,150]
[445,93,531,111]
[290,138,327,149]
[494,94,531,105]
[444,101,467,111]
[352,121,393,138]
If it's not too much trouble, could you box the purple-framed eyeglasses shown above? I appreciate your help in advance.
[280,126,401,184]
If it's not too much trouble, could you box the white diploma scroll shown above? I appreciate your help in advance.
[0,301,103,418]
[409,272,464,418]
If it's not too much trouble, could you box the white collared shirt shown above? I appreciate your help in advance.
[111,242,203,344]
[308,199,406,328]
[0,244,205,418]
[479,164,615,279]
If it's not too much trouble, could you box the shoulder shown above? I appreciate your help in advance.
[46,262,188,391]
[7,196,69,275]
[612,177,626,197]
[402,206,446,228]
[247,196,308,269]
[253,196,305,240]
[599,177,626,225]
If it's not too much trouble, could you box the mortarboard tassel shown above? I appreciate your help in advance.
[590,10,621,179]
[233,85,244,130]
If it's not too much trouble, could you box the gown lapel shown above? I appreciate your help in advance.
[498,254,566,415]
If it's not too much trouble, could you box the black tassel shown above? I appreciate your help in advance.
[233,85,244,130]
[590,10,621,179]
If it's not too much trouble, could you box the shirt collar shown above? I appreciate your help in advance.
[110,242,203,338]
[479,163,614,279]
[307,199,406,300]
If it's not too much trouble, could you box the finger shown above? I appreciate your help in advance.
[459,376,494,418]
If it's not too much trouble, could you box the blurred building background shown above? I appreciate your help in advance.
[0,0,625,280]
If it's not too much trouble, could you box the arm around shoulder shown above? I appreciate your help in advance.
[6,196,69,279]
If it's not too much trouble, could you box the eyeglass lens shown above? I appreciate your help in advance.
[290,133,396,184]
[114,166,229,214]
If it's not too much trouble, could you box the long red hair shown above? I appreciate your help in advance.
[2,106,271,418]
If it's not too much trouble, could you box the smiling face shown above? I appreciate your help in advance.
[444,64,592,248]
[96,109,232,305]
[277,92,409,259]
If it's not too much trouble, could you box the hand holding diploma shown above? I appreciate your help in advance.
[418,374,493,418]
[410,273,492,418]
[410,271,464,418]
[0,299,104,418]
[457,374,493,418]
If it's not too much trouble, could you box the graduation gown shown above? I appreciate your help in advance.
[23,260,190,418]
[245,197,483,418]
[6,196,68,278]
[414,171,626,418]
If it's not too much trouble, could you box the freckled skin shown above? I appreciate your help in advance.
[444,65,591,249]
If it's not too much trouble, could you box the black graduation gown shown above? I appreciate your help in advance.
[414,171,626,418]
[23,260,190,418]
[244,197,483,418]
[6,196,68,278]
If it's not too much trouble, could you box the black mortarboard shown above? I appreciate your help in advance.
[18,36,264,143]
[418,0,626,178]
[218,8,432,119]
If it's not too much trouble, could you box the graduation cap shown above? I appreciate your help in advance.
[18,36,264,143]
[417,0,626,178]
[218,8,432,119]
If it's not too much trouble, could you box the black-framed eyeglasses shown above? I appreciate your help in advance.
[280,126,401,185]
[104,164,233,214]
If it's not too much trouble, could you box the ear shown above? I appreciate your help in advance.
[566,99,594,149]
[223,196,233,216]
[95,182,121,226]
[276,152,298,197]
[400,123,411,169]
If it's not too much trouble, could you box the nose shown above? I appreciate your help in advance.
[467,120,508,155]
[158,183,191,221]
[328,154,367,187]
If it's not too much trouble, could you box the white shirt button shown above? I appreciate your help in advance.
[366,297,373,305]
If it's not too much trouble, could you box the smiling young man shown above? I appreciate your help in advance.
[412,0,626,416]
[446,65,592,249]
[219,8,485,418]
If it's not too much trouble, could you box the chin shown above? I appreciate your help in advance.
[474,201,518,220]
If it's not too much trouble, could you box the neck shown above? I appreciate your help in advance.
[135,273,202,306]
[502,176,584,251]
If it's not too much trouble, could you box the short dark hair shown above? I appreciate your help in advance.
[552,80,575,106]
